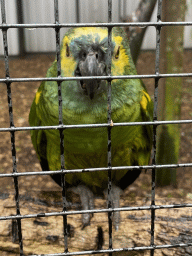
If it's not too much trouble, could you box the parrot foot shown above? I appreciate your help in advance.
[69,185,94,229]
[104,185,122,231]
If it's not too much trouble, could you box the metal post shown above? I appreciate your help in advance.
[76,0,80,23]
[54,0,68,252]
[150,0,163,255]
[1,0,24,255]
[16,0,25,56]
[107,0,113,255]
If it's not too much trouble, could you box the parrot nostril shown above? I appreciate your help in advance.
[75,67,81,77]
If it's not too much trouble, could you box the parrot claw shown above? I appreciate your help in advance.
[104,185,122,230]
[69,185,94,228]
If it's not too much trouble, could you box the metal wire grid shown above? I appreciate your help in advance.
[0,0,192,255]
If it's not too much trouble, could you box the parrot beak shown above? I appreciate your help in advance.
[75,51,106,99]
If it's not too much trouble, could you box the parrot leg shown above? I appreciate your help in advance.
[104,185,122,231]
[69,185,94,229]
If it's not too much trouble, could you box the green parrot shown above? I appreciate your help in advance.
[29,27,153,229]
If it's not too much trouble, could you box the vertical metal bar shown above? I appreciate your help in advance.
[54,0,68,252]
[107,0,113,255]
[76,0,80,23]
[1,0,24,255]
[150,0,163,255]
[16,0,25,56]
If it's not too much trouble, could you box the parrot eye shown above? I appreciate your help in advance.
[75,67,81,77]
[81,83,86,89]
[115,46,120,59]
[82,52,87,60]
[66,44,70,57]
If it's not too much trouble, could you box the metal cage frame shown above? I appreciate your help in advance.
[0,0,192,255]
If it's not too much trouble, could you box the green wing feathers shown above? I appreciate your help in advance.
[29,27,153,192]
[29,82,46,162]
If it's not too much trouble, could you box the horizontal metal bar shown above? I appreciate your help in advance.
[0,73,192,83]
[0,21,192,30]
[28,243,192,256]
[0,203,192,221]
[1,162,192,179]
[1,2,191,256]
[0,119,192,133]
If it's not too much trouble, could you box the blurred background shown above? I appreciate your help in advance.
[0,0,192,56]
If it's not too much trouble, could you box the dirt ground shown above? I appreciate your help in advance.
[0,50,192,256]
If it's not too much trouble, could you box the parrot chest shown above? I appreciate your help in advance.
[45,120,145,182]
[61,124,145,191]
[43,95,147,190]
[45,99,143,167]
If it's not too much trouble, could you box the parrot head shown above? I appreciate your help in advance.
[75,48,107,100]
[60,27,133,100]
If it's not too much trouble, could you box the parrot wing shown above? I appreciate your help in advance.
[29,81,49,170]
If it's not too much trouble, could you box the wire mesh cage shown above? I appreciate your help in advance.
[0,0,192,255]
